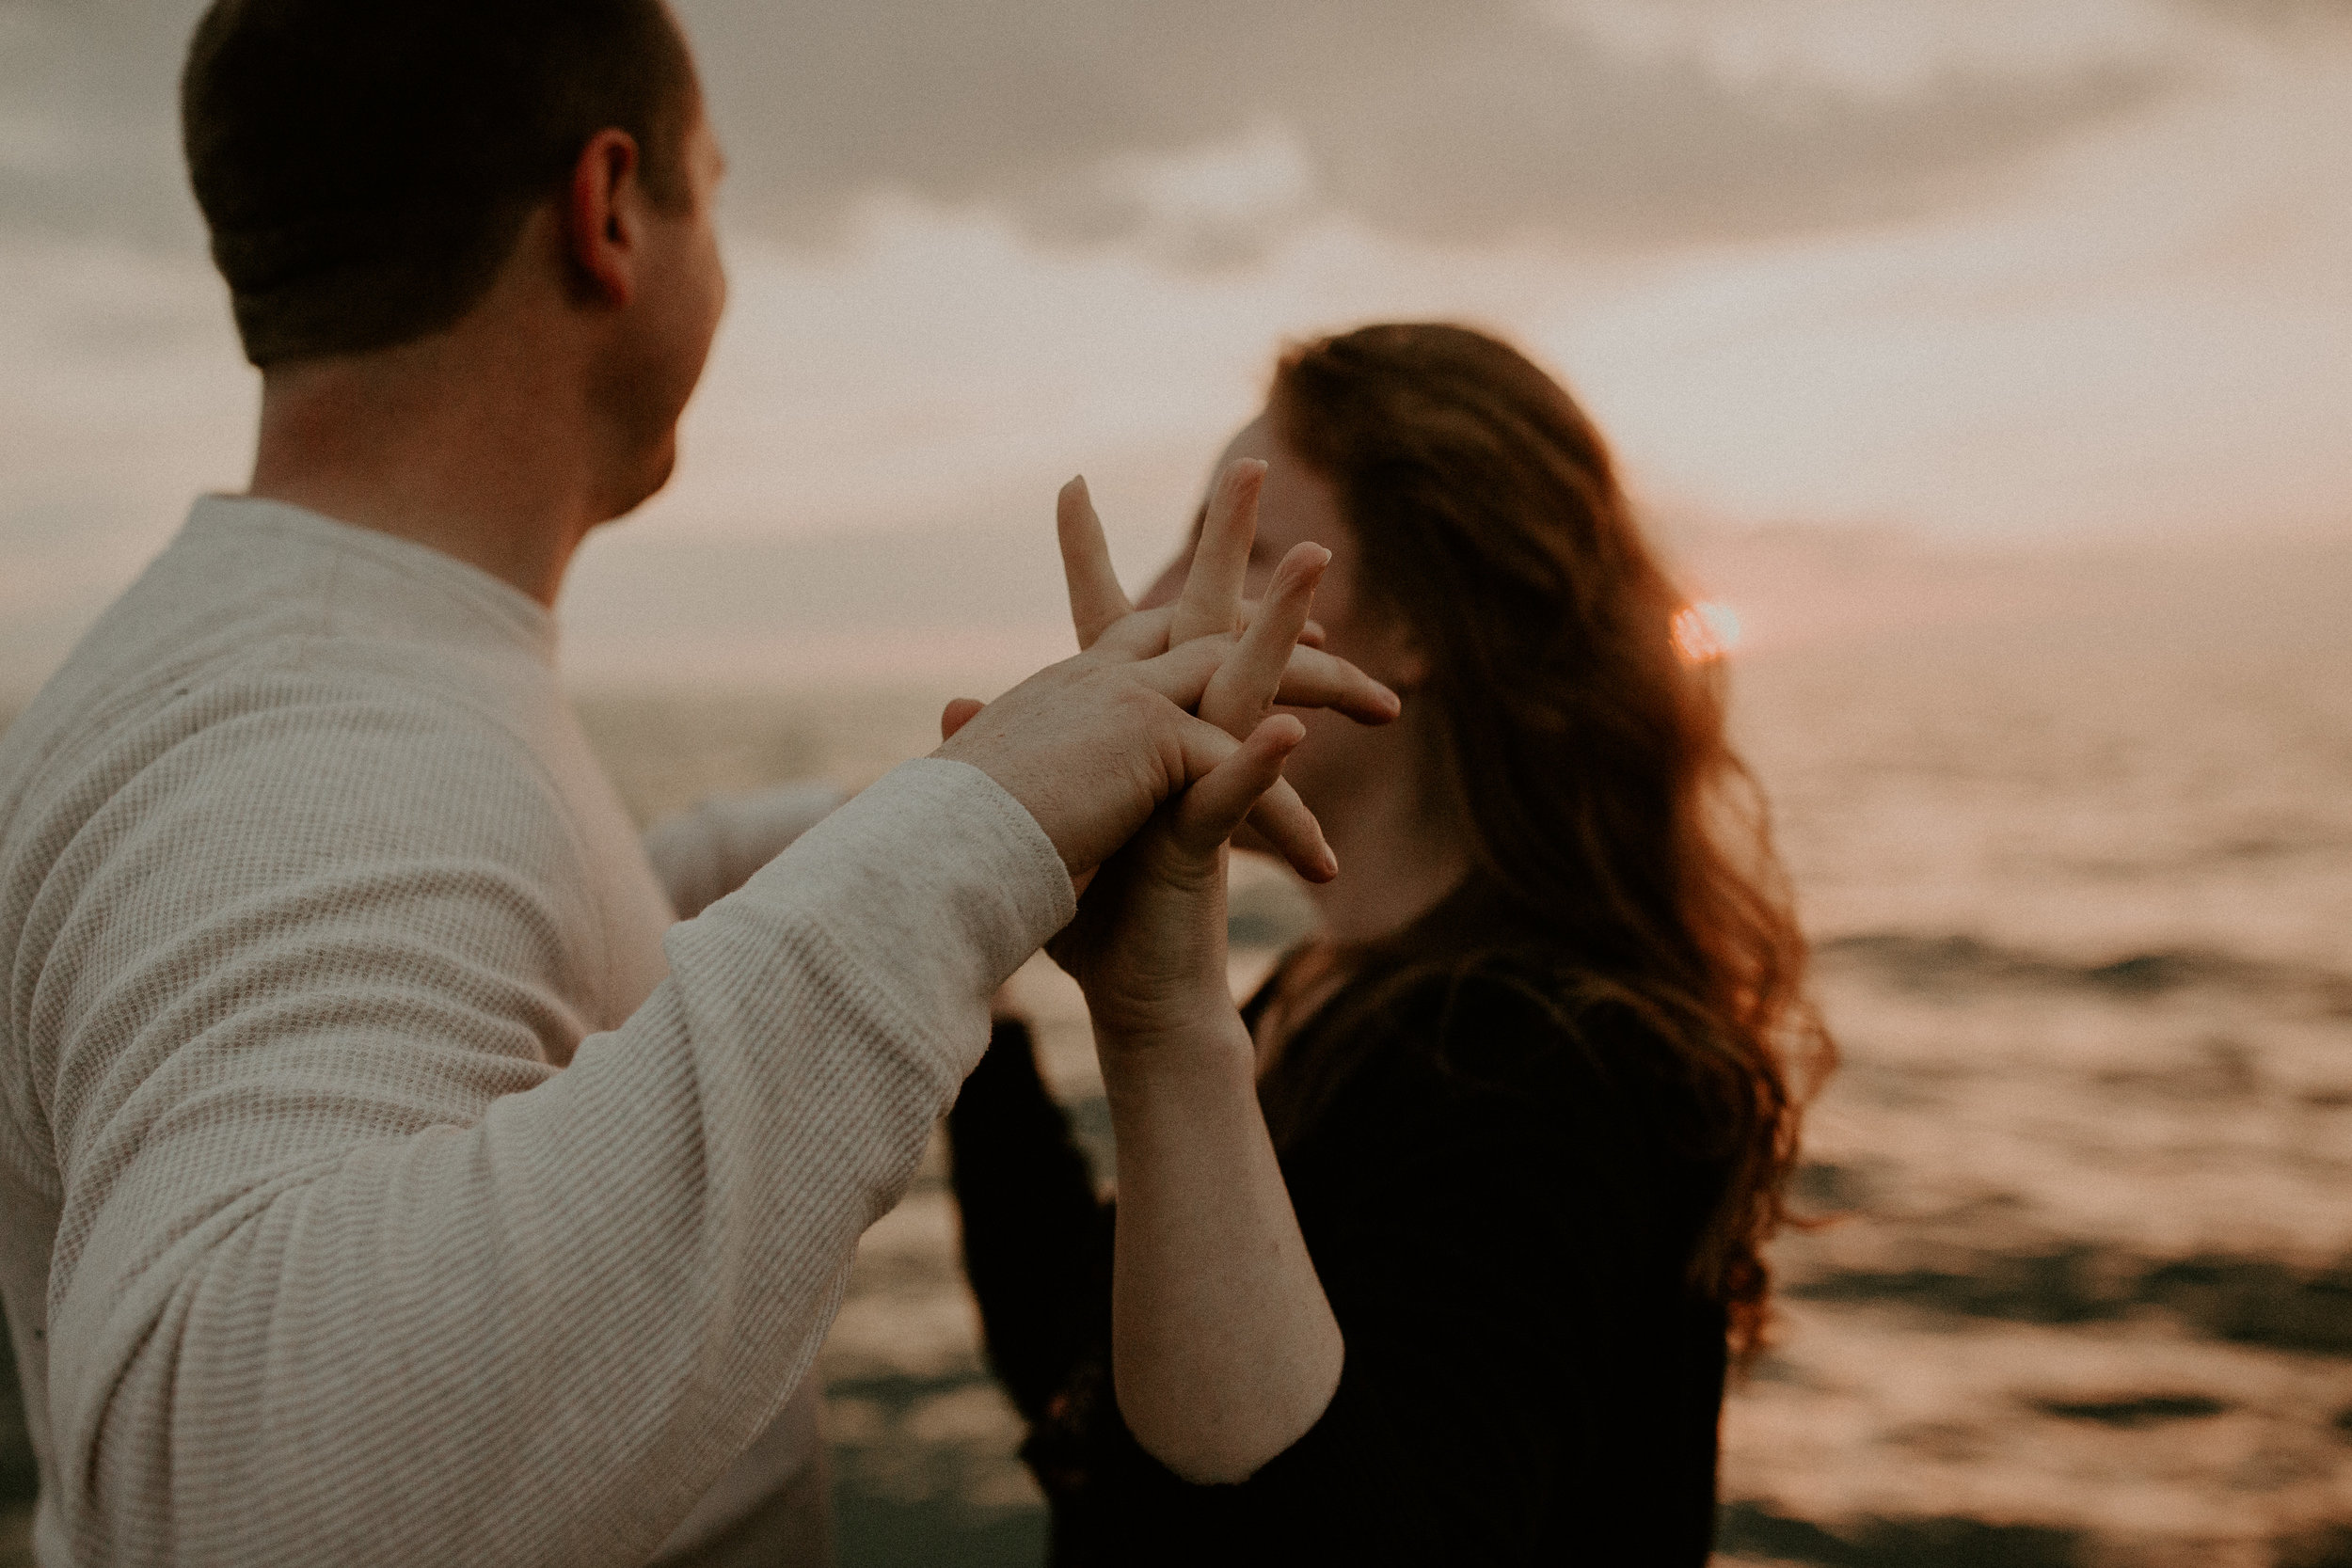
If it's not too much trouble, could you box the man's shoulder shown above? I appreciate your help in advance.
[0,636,581,914]
[7,618,538,789]
[6,510,561,801]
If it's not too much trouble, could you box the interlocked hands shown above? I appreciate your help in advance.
[933,460,1392,888]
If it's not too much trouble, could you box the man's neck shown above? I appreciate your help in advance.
[247,307,621,610]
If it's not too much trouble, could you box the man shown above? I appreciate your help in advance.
[0,3,1394,1564]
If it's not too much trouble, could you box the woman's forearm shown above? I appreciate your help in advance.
[1098,1016,1345,1484]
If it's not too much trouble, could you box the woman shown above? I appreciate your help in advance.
[946,324,1831,1564]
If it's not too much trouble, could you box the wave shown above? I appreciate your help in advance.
[1789,1243,2352,1357]
[1716,1503,2081,1568]
[1717,1504,2352,1568]
[2026,1392,2228,1427]
[1812,931,2352,1012]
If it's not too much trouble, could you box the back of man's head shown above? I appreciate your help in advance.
[183,0,697,370]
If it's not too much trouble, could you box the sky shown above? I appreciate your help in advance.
[2,0,2347,691]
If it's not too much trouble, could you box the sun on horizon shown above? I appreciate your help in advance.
[1673,600,1744,663]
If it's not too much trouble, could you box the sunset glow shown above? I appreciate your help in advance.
[1,2,2346,695]
[1672,600,1743,663]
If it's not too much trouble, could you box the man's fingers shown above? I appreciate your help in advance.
[1091,603,1176,661]
[1201,541,1327,736]
[1057,476,1132,650]
[940,697,985,741]
[1271,645,1401,725]
[1169,459,1265,646]
[1173,715,1308,853]
[1168,712,1336,881]
[1131,636,1401,727]
[1127,636,1238,712]
[1082,601,1325,665]
[1241,777,1335,882]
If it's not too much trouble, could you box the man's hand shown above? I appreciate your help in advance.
[932,462,1397,886]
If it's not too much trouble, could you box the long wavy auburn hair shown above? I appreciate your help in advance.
[1260,323,1834,1359]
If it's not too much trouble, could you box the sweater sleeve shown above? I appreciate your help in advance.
[944,1020,1109,1422]
[1089,982,1722,1567]
[643,783,847,920]
[19,686,1073,1568]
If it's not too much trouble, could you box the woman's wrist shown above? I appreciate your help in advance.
[1093,1008,1256,1106]
[1079,967,1241,1049]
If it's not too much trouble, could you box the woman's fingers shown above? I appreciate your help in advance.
[939,697,985,741]
[1168,459,1265,646]
[1201,542,1327,736]
[1057,476,1133,651]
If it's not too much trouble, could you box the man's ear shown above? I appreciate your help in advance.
[565,128,644,308]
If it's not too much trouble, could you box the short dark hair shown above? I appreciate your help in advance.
[183,0,698,368]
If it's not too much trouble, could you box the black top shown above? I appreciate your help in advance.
[946,955,1732,1567]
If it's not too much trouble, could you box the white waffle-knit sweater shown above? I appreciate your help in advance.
[0,498,1074,1567]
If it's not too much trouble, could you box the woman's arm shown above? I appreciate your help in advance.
[1041,466,1348,1483]
[945,1018,1109,1420]
[1096,1011,1343,1483]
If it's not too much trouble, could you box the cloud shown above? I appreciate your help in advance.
[0,2,211,249]
[679,0,2190,261]
[0,0,2217,268]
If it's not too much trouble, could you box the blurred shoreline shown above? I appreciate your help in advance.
[6,519,2348,719]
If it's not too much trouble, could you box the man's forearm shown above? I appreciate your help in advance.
[54,762,1071,1568]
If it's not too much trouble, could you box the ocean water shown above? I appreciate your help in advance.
[579,547,2352,1567]
[1,539,2344,1565]
[1710,599,2352,1568]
